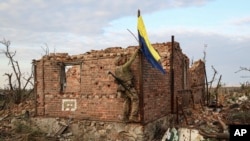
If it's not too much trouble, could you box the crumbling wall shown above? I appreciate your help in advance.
[35,42,194,123]
[35,46,172,123]
[35,47,141,121]
[141,43,170,123]
[33,41,205,140]
[135,42,191,122]
[153,42,191,110]
[168,42,191,108]
[189,59,205,103]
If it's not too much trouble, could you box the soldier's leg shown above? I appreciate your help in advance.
[123,97,131,122]
[128,88,139,121]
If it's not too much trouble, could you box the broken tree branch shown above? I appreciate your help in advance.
[4,73,13,90]
[23,74,33,90]
[235,66,250,73]
[208,65,218,104]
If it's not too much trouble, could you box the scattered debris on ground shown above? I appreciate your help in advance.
[163,89,250,141]
[0,87,249,141]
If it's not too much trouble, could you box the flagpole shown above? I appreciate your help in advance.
[170,35,175,114]
[137,9,144,124]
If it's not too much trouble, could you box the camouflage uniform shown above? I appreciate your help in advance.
[115,49,139,122]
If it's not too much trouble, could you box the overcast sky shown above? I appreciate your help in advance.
[0,0,250,88]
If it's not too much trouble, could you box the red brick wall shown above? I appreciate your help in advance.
[139,42,193,123]
[168,42,192,108]
[141,56,170,123]
[34,42,201,123]
[189,60,205,103]
[35,47,140,121]
[141,43,170,123]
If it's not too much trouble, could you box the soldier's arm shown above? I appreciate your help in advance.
[122,49,139,69]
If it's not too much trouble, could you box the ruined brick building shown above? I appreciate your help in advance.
[33,40,205,140]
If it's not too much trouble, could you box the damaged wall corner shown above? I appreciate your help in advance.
[189,59,206,104]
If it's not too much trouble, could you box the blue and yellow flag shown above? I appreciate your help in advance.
[137,15,166,74]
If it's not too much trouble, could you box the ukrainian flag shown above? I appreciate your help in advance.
[137,14,166,74]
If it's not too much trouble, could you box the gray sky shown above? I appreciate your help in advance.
[0,0,250,88]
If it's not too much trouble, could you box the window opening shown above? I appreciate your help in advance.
[60,62,81,93]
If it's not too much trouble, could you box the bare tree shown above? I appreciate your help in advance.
[41,43,50,56]
[0,39,33,104]
[209,65,218,89]
[235,66,250,73]
[207,65,218,104]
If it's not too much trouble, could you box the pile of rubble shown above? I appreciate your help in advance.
[0,99,38,140]
[164,90,250,141]
[0,87,249,141]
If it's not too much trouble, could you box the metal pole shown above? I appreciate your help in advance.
[137,9,144,123]
[176,96,179,124]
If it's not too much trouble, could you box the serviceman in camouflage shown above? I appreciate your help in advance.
[115,48,139,122]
